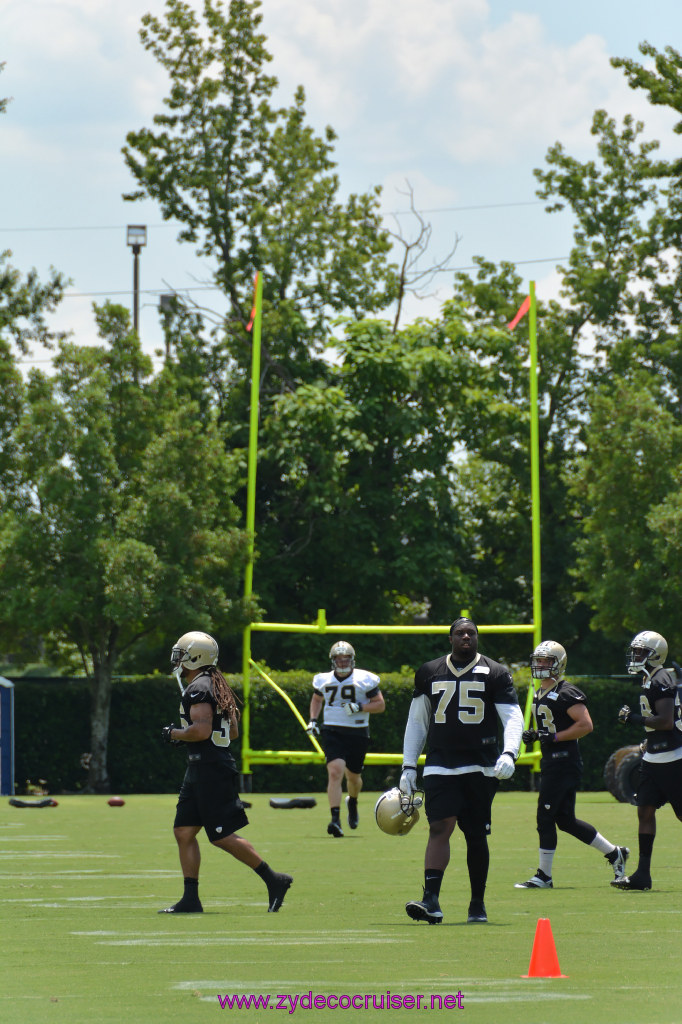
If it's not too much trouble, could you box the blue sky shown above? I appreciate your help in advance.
[3,0,682,367]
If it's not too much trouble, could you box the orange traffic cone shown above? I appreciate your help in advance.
[522,918,567,978]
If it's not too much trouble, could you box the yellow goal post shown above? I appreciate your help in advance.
[239,275,542,783]
[240,610,541,777]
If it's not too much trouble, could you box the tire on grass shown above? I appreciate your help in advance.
[604,745,641,803]
[613,747,643,806]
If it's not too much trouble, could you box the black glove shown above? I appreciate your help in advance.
[522,727,552,744]
[618,705,644,726]
[162,724,181,745]
[672,661,682,683]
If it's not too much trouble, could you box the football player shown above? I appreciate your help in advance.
[400,617,523,925]
[160,631,292,913]
[307,641,385,836]
[612,630,682,891]
[515,640,629,890]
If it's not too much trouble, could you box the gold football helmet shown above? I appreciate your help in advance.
[170,631,219,673]
[374,787,423,836]
[627,631,667,675]
[329,640,355,679]
[530,640,567,680]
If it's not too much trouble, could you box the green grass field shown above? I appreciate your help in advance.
[1,790,680,1024]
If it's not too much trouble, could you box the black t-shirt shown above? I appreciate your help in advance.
[639,667,682,757]
[413,653,519,770]
[532,680,586,769]
[180,672,235,766]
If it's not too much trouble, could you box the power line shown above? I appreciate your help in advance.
[0,223,174,234]
[60,254,568,300]
[0,199,545,235]
[383,200,544,216]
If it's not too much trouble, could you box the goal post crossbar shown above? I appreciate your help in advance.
[239,278,543,780]
[241,621,541,774]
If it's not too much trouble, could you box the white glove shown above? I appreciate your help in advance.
[494,753,515,780]
[399,767,418,797]
[344,702,361,715]
[305,719,320,736]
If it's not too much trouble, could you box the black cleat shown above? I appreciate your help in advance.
[405,891,443,924]
[611,871,651,891]
[346,796,359,830]
[267,873,293,912]
[608,846,630,881]
[514,868,553,889]
[467,899,487,923]
[158,900,203,914]
[327,820,344,837]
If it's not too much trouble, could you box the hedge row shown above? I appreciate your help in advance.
[10,672,643,794]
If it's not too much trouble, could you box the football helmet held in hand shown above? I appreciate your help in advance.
[375,787,423,836]
[399,767,418,798]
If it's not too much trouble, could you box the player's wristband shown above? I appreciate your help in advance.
[502,750,517,761]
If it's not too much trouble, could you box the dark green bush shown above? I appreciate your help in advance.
[10,672,638,793]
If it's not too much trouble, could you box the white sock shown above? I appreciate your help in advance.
[538,849,555,876]
[590,832,616,856]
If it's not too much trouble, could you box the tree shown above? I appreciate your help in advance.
[0,304,251,791]
[571,377,682,651]
[531,41,682,659]
[123,0,397,387]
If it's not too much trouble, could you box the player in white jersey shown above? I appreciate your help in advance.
[307,641,385,836]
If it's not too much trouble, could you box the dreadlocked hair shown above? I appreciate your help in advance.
[206,666,241,720]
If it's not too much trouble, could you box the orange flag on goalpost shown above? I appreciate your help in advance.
[507,295,531,331]
[246,272,260,332]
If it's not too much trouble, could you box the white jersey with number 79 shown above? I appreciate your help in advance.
[312,669,381,729]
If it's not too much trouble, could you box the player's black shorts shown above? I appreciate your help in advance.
[321,727,370,775]
[637,757,682,815]
[536,763,582,824]
[174,761,249,842]
[423,771,498,837]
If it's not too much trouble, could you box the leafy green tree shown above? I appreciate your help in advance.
[530,41,682,661]
[571,377,682,652]
[0,304,251,791]
[434,262,598,663]
[123,0,397,385]
[534,66,682,408]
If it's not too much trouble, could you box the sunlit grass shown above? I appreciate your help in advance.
[1,790,679,1023]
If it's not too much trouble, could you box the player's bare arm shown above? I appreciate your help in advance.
[643,695,675,731]
[309,693,324,720]
[361,691,385,714]
[175,701,213,742]
[559,703,594,741]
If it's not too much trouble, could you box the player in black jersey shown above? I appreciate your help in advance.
[612,630,682,891]
[400,617,523,924]
[159,631,292,914]
[515,641,629,889]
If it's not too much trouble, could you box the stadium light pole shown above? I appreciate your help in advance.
[126,225,147,335]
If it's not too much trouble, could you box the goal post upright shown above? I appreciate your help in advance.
[241,271,263,783]
[240,278,543,779]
